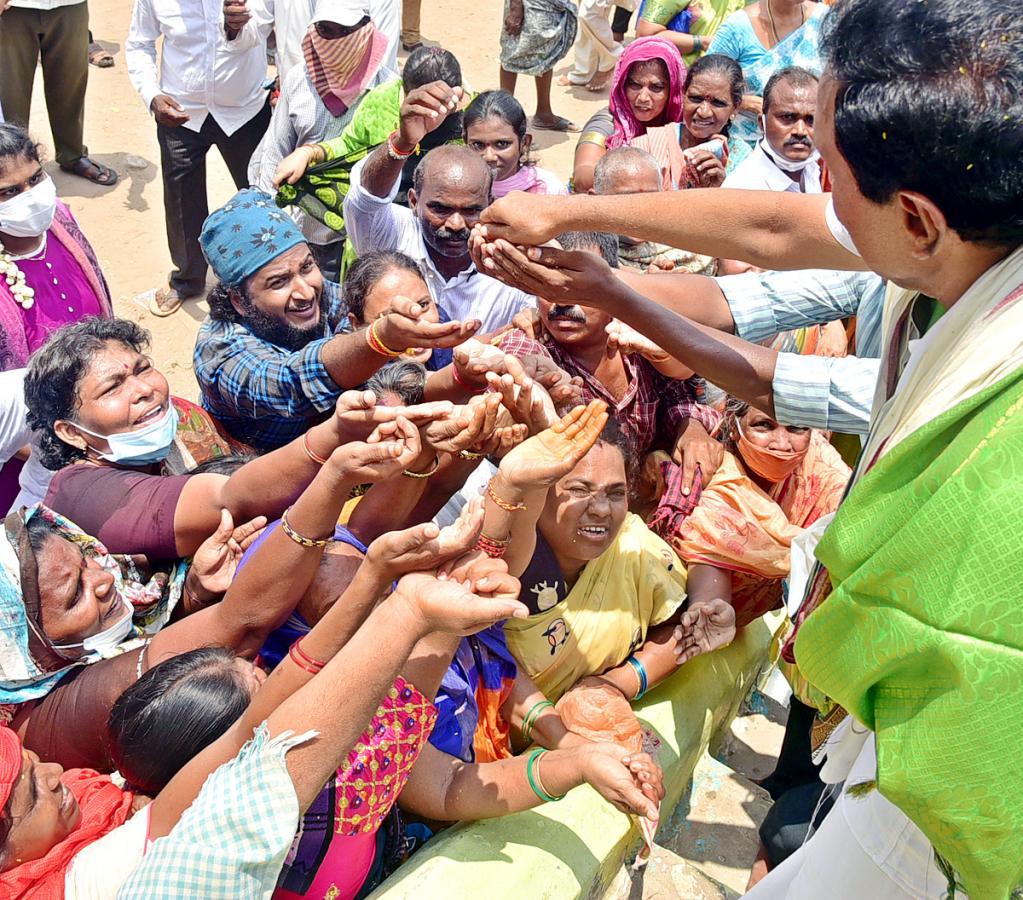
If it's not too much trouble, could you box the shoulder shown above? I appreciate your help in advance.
[578,108,614,146]
[531,166,569,195]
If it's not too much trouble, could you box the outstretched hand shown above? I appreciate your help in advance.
[366,499,484,579]
[398,81,465,150]
[673,599,736,664]
[583,743,663,823]
[476,192,569,246]
[330,416,422,483]
[330,390,454,444]
[190,508,268,595]
[394,565,526,637]
[497,399,609,488]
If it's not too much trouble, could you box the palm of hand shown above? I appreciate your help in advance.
[192,540,238,594]
[501,428,582,484]
[691,601,736,652]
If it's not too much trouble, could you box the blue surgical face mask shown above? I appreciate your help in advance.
[74,405,179,465]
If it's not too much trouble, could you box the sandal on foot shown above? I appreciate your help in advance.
[531,115,580,133]
[150,286,189,317]
[61,157,119,186]
[88,42,115,67]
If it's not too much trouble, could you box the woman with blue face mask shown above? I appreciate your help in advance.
[0,123,113,512]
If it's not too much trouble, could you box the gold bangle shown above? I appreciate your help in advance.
[487,481,526,512]
[401,454,440,479]
[367,318,404,358]
[280,506,334,548]
[458,449,485,461]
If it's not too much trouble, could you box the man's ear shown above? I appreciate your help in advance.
[228,287,248,318]
[896,190,947,259]
[53,420,89,452]
[407,188,418,213]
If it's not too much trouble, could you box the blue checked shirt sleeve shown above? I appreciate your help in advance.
[722,269,876,344]
[772,352,879,435]
[194,325,342,420]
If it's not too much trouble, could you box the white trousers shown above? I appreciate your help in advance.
[566,0,622,83]
[745,735,965,899]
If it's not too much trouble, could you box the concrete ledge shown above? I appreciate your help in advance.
[370,610,784,900]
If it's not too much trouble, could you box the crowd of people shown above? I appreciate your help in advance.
[0,0,1020,897]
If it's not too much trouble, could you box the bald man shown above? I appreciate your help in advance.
[345,81,535,330]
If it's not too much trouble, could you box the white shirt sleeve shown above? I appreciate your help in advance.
[125,0,164,112]
[227,0,276,53]
[824,196,862,258]
[65,805,151,900]
[343,154,412,254]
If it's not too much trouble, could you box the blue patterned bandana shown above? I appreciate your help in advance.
[200,189,307,287]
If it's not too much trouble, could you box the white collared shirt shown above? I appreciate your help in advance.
[344,156,536,333]
[723,142,823,194]
[126,0,274,135]
[10,0,83,10]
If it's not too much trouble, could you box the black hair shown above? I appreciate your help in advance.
[595,417,637,486]
[462,90,534,165]
[820,0,1023,248]
[206,280,243,323]
[366,360,428,405]
[556,231,620,269]
[187,453,257,476]
[718,395,751,451]
[107,647,251,794]
[684,53,745,109]
[24,317,151,471]
[0,122,42,176]
[762,66,819,115]
[402,46,461,94]
[411,144,493,197]
[25,512,62,557]
[343,250,425,323]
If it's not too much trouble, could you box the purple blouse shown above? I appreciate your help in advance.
[16,233,104,354]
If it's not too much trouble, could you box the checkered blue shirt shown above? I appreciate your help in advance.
[193,281,350,451]
[719,269,886,435]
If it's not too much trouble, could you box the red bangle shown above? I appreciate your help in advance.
[367,319,403,358]
[451,364,485,394]
[475,532,510,559]
[303,431,329,466]
[289,638,326,675]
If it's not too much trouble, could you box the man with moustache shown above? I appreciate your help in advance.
[193,189,478,451]
[498,231,716,463]
[343,81,536,332]
[723,67,823,194]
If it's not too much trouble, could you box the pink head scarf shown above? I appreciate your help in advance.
[607,37,687,150]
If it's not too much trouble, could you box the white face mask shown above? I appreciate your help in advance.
[758,135,821,174]
[73,405,179,466]
[52,593,136,660]
[0,176,57,238]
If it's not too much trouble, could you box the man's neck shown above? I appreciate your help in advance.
[927,244,1017,309]
[426,247,472,281]
[565,340,613,375]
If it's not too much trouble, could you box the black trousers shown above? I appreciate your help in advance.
[156,100,271,296]
[611,5,632,35]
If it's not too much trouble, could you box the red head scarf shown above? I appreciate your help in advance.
[607,36,687,150]
[0,727,133,900]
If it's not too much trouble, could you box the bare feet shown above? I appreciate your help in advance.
[586,68,614,93]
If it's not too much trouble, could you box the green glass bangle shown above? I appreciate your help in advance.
[521,699,554,745]
[526,749,562,803]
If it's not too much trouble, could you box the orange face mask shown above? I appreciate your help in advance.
[736,423,808,482]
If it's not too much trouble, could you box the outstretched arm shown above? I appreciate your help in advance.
[479,190,867,272]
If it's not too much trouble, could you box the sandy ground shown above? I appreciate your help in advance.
[26,0,613,397]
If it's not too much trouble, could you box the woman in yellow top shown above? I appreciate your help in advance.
[636,0,746,66]
[479,400,735,704]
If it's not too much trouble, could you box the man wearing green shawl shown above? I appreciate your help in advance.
[469,0,1023,895]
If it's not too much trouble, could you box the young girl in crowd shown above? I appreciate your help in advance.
[572,36,688,193]
[632,53,752,190]
[462,91,568,199]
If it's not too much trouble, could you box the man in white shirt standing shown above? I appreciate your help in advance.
[126,0,274,316]
[0,0,117,186]
[344,81,535,332]
[723,66,823,195]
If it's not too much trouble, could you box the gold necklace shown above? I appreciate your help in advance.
[766,0,805,46]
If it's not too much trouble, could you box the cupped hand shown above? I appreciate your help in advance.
[487,355,558,435]
[190,508,268,595]
[581,743,662,822]
[422,393,501,454]
[687,149,726,188]
[330,416,421,483]
[497,399,609,488]
[151,94,190,127]
[393,568,527,636]
[605,320,671,363]
[330,390,454,444]
[377,298,480,353]
[673,598,737,664]
[452,338,508,389]
[366,499,484,579]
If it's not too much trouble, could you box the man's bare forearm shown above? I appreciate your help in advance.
[559,191,867,272]
[359,144,406,199]
[603,279,779,416]
[615,269,737,332]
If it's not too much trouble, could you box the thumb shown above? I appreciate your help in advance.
[213,508,235,541]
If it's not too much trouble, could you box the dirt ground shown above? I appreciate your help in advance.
[26,0,612,397]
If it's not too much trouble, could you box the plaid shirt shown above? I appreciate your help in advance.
[193,281,350,452]
[498,328,716,456]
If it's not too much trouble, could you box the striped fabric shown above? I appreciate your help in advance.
[302,24,377,115]
[719,268,885,436]
[117,725,315,900]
